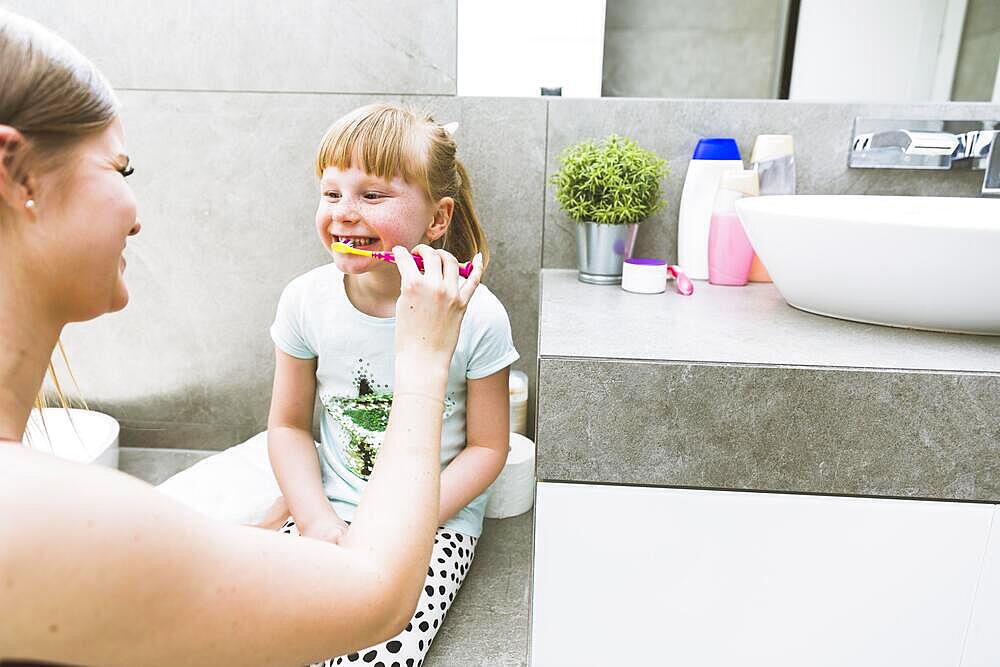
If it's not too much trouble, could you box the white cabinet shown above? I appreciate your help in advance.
[531,483,994,667]
[961,506,1000,667]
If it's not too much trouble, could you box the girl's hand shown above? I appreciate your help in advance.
[300,513,349,545]
[252,495,291,530]
[392,244,483,363]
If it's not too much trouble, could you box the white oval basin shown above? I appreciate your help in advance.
[22,408,120,468]
[735,195,1000,335]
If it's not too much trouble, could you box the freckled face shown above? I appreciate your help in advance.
[315,164,437,275]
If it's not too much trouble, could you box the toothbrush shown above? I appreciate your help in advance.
[667,265,694,296]
[331,241,475,278]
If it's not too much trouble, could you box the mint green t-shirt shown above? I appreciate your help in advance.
[270,263,519,537]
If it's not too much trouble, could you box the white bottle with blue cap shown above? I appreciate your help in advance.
[677,138,743,280]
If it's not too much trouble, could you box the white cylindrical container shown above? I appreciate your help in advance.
[750,134,795,195]
[509,370,529,435]
[22,408,120,468]
[708,170,759,286]
[484,432,536,519]
[677,138,743,280]
[748,134,795,283]
[621,257,667,294]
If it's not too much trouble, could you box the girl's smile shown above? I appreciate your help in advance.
[316,164,450,277]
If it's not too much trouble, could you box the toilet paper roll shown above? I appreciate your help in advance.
[485,432,536,519]
[509,370,529,435]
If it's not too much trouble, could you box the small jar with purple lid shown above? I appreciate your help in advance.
[621,257,667,294]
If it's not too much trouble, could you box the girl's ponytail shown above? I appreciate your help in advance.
[438,160,489,269]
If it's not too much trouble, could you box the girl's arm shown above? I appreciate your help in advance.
[267,348,346,538]
[438,366,511,525]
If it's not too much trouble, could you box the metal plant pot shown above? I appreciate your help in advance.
[575,221,639,284]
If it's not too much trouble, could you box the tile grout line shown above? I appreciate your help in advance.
[540,99,550,270]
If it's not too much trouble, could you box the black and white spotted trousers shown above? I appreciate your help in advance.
[279,518,477,667]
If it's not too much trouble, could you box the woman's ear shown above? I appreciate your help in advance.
[426,196,455,242]
[0,125,33,213]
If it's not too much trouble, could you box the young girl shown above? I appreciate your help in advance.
[267,103,518,666]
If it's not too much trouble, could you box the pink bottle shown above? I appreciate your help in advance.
[708,169,759,286]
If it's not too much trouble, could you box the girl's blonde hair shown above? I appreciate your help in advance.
[0,11,111,420]
[315,104,489,267]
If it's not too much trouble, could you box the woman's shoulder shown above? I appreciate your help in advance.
[0,445,64,562]
[0,442,43,492]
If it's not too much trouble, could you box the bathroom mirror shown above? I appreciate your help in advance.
[458,0,1000,103]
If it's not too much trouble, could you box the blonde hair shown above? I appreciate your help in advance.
[0,10,109,421]
[0,10,118,199]
[315,104,489,267]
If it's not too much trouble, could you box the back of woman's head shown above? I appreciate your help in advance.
[0,10,117,215]
[315,103,489,267]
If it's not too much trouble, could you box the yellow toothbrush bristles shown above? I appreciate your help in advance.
[331,241,373,257]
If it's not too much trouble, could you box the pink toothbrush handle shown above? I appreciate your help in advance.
[376,251,475,278]
[667,265,694,296]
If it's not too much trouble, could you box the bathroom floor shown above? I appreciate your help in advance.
[118,448,532,667]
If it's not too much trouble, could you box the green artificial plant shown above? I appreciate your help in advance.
[550,134,669,225]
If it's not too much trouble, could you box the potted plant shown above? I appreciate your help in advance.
[551,134,668,284]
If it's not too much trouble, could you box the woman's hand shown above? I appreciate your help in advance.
[299,513,349,545]
[392,245,483,364]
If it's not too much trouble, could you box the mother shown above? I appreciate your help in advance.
[0,11,482,666]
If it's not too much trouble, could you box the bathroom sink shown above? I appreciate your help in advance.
[735,195,1000,335]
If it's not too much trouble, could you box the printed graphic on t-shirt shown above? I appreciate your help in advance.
[321,359,454,480]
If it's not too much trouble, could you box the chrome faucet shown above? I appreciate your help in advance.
[849,118,1000,197]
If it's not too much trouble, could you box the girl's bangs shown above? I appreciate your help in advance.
[317,109,430,193]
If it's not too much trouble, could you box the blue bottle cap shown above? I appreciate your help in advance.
[691,137,741,161]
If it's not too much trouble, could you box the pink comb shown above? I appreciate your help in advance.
[667,265,694,295]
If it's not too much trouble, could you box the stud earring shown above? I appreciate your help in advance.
[25,199,35,209]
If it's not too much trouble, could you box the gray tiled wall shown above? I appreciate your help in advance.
[952,0,1000,101]
[2,0,457,94]
[68,94,1000,449]
[14,3,1000,451]
[63,92,543,449]
[543,98,1000,269]
[602,0,790,98]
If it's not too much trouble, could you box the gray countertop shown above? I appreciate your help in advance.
[539,269,1000,374]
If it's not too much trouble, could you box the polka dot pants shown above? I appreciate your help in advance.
[279,518,477,667]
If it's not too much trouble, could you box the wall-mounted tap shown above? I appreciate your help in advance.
[849,118,999,197]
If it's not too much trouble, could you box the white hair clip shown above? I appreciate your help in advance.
[442,121,459,136]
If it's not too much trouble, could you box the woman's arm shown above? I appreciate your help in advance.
[0,246,482,667]
[266,348,346,538]
[0,445,399,666]
[438,367,511,525]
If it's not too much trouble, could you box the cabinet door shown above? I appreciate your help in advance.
[531,483,993,667]
[960,506,1000,667]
